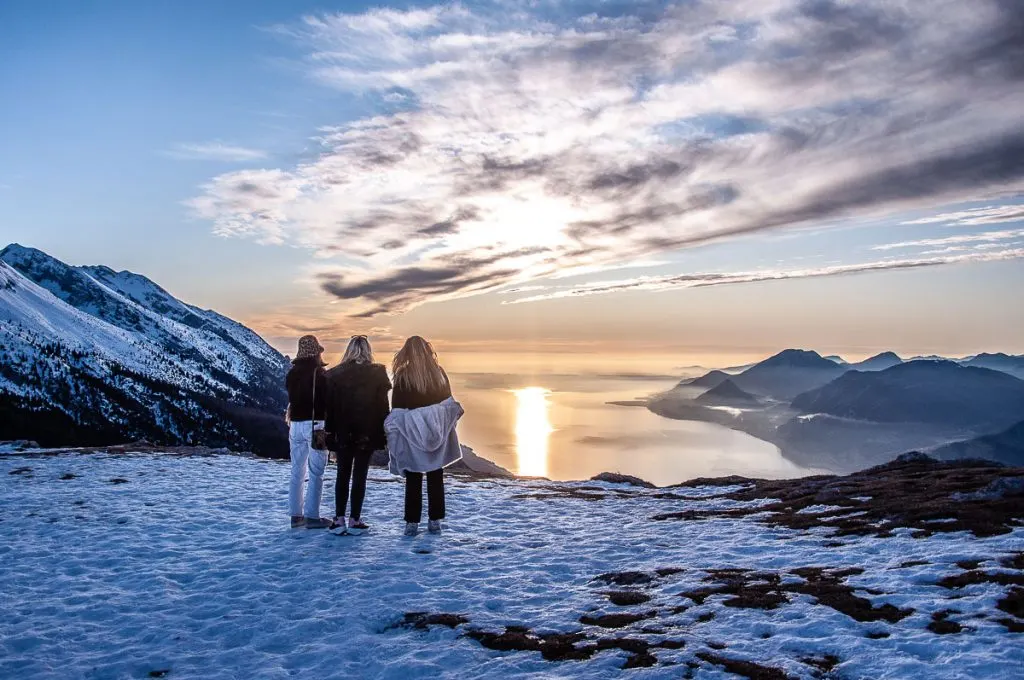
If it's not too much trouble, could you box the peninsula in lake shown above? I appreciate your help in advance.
[647,349,1024,473]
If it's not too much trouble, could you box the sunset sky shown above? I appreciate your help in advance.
[2,0,1022,369]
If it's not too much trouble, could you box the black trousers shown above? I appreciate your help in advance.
[335,445,373,519]
[404,468,445,523]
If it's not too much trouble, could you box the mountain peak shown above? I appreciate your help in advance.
[759,349,832,368]
[851,351,903,371]
[684,369,731,388]
[696,378,760,405]
[1,243,52,265]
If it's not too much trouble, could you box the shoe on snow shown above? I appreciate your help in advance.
[304,517,333,529]
[347,518,369,535]
[404,522,419,537]
[329,517,349,535]
[428,520,442,534]
[290,516,306,528]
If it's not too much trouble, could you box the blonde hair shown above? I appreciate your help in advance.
[392,336,447,394]
[341,335,374,365]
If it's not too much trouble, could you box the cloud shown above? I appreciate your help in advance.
[167,142,267,162]
[505,248,1024,303]
[191,0,1024,317]
[872,229,1024,251]
[900,204,1024,226]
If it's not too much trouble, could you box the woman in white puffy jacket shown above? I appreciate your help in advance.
[387,336,463,536]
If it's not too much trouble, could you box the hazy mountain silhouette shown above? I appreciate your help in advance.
[679,369,731,389]
[961,353,1024,379]
[731,349,849,400]
[850,351,903,371]
[791,360,1024,431]
[931,420,1024,467]
[695,379,760,407]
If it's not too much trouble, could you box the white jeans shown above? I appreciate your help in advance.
[289,421,327,519]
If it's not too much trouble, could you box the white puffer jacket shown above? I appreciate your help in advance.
[385,397,464,477]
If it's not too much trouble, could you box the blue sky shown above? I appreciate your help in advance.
[1,0,1023,363]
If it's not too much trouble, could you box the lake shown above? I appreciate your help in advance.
[446,372,819,486]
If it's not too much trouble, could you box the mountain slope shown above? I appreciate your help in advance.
[695,379,760,406]
[931,420,1024,466]
[732,349,849,400]
[0,246,289,455]
[791,360,1024,432]
[679,369,730,389]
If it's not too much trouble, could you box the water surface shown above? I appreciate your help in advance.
[448,373,818,486]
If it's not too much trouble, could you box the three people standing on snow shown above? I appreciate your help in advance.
[284,333,463,535]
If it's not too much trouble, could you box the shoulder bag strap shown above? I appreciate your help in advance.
[311,366,318,425]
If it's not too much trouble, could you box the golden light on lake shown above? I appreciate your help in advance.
[513,387,553,477]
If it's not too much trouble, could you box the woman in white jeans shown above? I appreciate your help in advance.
[284,335,331,529]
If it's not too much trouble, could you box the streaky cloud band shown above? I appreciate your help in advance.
[504,249,1024,304]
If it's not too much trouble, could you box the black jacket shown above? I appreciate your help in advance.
[325,361,391,450]
[391,368,452,410]
[286,358,327,421]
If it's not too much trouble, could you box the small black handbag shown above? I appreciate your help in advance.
[311,368,328,451]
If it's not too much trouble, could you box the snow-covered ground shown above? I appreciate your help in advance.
[1,452,1021,679]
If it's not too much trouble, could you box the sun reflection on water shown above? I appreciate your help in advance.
[513,387,553,477]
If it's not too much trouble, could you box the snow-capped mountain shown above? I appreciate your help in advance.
[0,244,290,455]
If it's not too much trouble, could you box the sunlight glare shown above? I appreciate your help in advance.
[513,387,553,477]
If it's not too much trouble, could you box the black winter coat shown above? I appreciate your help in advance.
[286,358,327,421]
[324,361,392,450]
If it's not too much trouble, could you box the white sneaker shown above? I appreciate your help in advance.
[428,520,442,534]
[330,517,348,535]
[404,522,419,537]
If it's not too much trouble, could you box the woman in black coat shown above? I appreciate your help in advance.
[324,335,391,534]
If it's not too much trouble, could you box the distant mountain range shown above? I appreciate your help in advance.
[0,244,289,455]
[791,360,1024,431]
[727,349,848,400]
[655,348,1024,471]
[960,353,1024,379]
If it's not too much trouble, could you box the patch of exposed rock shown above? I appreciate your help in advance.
[654,454,1023,538]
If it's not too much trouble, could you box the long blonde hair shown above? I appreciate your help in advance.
[392,336,447,394]
[341,335,374,365]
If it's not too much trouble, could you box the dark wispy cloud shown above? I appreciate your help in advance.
[190,0,1024,316]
